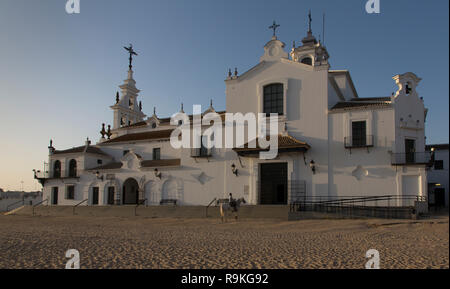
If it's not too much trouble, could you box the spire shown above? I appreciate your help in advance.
[180,102,184,113]
[111,45,146,129]
[308,10,312,33]
[302,10,317,46]
[48,139,55,155]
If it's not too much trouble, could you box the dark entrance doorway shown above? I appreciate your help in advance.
[92,187,99,205]
[259,163,288,205]
[51,187,58,205]
[123,178,139,205]
[435,188,446,208]
[107,187,115,205]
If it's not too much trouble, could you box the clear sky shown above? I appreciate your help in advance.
[0,0,448,191]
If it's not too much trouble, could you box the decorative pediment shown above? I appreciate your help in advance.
[393,72,422,99]
[146,115,160,128]
[260,38,288,62]
[121,150,143,170]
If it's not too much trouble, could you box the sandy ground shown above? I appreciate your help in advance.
[0,215,448,269]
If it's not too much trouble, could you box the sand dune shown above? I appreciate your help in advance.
[0,215,448,269]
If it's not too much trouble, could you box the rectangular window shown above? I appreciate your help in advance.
[66,185,75,200]
[153,148,161,160]
[434,160,444,170]
[352,121,367,147]
[97,159,103,165]
[405,139,416,163]
[263,83,284,116]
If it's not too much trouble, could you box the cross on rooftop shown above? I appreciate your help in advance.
[269,21,280,38]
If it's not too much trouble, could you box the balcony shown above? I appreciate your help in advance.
[344,135,374,153]
[191,147,212,158]
[391,152,432,166]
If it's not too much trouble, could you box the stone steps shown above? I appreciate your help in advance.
[13,205,290,220]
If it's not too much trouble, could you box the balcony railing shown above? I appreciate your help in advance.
[344,135,374,149]
[391,152,432,166]
[191,147,212,158]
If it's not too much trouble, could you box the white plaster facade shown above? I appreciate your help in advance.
[37,27,431,208]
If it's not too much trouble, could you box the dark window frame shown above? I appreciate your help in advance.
[153,148,161,160]
[66,185,75,200]
[263,83,284,116]
[68,159,77,178]
[434,160,444,170]
[352,121,367,147]
[53,160,61,178]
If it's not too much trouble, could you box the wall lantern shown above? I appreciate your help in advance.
[95,171,104,181]
[231,163,239,177]
[309,160,316,174]
[154,168,162,179]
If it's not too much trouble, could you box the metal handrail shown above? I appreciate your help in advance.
[344,135,374,148]
[73,199,89,215]
[32,199,48,216]
[6,199,25,212]
[290,195,427,212]
[205,198,217,218]
[134,199,147,216]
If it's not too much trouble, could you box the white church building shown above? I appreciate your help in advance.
[35,22,431,208]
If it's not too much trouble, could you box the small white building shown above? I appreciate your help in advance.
[36,24,431,208]
[426,144,449,209]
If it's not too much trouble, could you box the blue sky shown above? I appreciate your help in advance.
[0,0,448,191]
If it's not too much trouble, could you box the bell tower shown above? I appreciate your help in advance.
[290,11,330,68]
[110,44,146,129]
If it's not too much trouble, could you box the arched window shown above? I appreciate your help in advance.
[69,159,77,178]
[53,160,61,178]
[301,57,312,66]
[263,83,284,116]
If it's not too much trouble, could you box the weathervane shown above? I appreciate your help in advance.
[269,21,280,38]
[124,44,138,70]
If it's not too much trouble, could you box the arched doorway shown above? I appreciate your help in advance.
[145,181,159,205]
[162,179,177,201]
[123,178,139,205]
